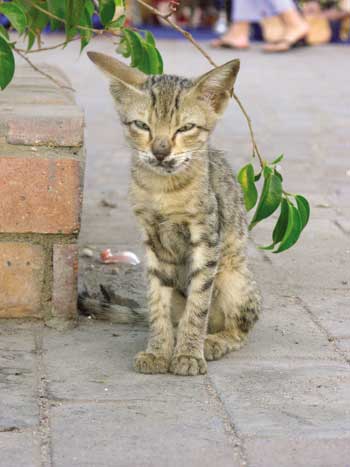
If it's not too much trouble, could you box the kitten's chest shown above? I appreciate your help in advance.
[157,220,190,256]
[134,193,193,255]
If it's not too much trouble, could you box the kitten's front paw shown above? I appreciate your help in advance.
[134,351,169,374]
[170,355,207,376]
[204,335,229,361]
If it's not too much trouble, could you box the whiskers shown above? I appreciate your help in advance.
[132,147,210,176]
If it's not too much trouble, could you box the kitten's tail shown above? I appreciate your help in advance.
[78,285,147,325]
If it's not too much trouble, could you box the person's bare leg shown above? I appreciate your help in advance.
[211,21,250,49]
[263,8,309,52]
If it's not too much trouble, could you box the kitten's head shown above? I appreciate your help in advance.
[88,51,239,175]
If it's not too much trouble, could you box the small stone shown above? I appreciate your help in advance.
[100,198,117,208]
[81,248,94,258]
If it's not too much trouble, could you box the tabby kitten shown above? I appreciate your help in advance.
[87,51,261,376]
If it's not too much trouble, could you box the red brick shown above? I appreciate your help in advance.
[52,244,79,321]
[0,243,44,318]
[6,105,84,147]
[0,157,82,234]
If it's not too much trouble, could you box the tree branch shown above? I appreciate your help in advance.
[15,37,80,54]
[14,48,75,92]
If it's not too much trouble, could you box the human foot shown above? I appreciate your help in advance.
[211,37,250,49]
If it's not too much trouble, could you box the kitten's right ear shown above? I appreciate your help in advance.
[87,51,147,102]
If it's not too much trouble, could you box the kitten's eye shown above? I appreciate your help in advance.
[177,123,195,133]
[133,120,150,131]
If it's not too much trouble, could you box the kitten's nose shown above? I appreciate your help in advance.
[151,138,171,161]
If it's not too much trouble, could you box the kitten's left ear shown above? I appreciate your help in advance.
[192,59,240,114]
[87,51,148,103]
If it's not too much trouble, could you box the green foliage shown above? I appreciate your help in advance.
[0,0,163,84]
[121,28,163,74]
[0,0,310,253]
[249,166,282,229]
[237,164,258,211]
[99,0,116,26]
[0,36,15,89]
[237,155,311,253]
[0,3,27,34]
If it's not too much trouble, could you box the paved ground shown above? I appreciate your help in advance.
[1,36,350,466]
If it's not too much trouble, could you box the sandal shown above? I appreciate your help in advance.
[263,36,307,53]
[211,38,250,50]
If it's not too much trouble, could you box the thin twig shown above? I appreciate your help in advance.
[135,0,264,167]
[15,37,80,54]
[233,93,264,167]
[14,48,75,92]
[136,0,217,68]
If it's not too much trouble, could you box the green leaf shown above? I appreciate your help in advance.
[47,0,65,31]
[85,0,95,16]
[79,5,93,52]
[143,41,163,74]
[27,29,35,51]
[0,3,27,34]
[115,0,125,6]
[145,30,156,47]
[295,195,310,230]
[123,28,144,68]
[0,36,15,89]
[65,0,84,40]
[254,171,262,182]
[116,36,130,58]
[249,169,283,230]
[99,0,116,26]
[108,14,126,29]
[259,243,275,250]
[237,163,258,211]
[259,197,289,250]
[271,154,284,165]
[155,47,163,74]
[263,165,273,177]
[274,202,302,253]
[25,2,50,47]
[275,169,283,182]
[272,197,289,244]
[0,24,10,41]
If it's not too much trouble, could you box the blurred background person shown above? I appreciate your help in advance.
[212,0,310,51]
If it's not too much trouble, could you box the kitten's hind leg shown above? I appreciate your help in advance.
[205,262,261,361]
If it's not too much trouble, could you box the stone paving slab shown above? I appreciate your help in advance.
[210,360,350,438]
[301,293,350,340]
[0,320,36,352]
[50,399,240,467]
[0,350,38,429]
[43,321,213,402]
[236,294,341,362]
[244,436,350,467]
[0,431,39,467]
[0,322,38,431]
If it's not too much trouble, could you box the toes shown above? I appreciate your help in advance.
[170,355,207,376]
[134,352,169,374]
[204,337,229,361]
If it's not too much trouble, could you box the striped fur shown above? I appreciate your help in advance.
[87,53,261,376]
